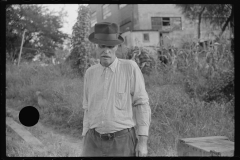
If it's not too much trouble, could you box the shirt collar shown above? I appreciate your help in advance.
[99,57,118,75]
[108,57,118,73]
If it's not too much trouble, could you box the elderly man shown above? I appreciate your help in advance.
[81,22,151,157]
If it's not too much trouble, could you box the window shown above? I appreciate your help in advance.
[91,12,97,27]
[103,4,111,19]
[119,4,127,9]
[162,17,170,26]
[151,17,162,30]
[143,33,149,42]
[151,17,182,31]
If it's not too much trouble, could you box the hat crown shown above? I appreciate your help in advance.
[95,22,119,34]
[88,22,124,46]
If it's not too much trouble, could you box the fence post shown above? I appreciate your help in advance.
[18,29,27,67]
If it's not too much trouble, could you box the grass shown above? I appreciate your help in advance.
[6,121,83,157]
[6,38,234,156]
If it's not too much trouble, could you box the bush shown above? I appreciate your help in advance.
[124,46,157,75]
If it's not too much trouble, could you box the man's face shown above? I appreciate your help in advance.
[96,44,118,67]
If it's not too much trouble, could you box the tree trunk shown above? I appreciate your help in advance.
[230,5,234,38]
[230,5,234,58]
[18,29,26,67]
[198,6,206,40]
[219,5,233,38]
[197,18,201,40]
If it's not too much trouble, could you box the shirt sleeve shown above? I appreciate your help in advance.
[130,61,151,136]
[82,70,90,136]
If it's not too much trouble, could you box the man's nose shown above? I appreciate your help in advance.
[102,49,110,54]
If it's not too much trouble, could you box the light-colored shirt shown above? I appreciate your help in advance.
[82,57,151,136]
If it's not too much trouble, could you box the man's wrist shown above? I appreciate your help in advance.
[138,135,148,140]
[138,135,148,145]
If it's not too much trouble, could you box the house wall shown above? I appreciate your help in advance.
[131,31,159,47]
[118,4,134,33]
[134,4,196,47]
[89,4,119,33]
[137,4,185,30]
[132,4,140,30]
[89,4,134,33]
[89,4,230,48]
[121,31,132,47]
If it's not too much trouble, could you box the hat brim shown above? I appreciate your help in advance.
[88,32,124,46]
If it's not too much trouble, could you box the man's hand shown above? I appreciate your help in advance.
[135,135,148,157]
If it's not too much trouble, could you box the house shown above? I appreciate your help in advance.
[89,4,185,48]
[89,4,229,49]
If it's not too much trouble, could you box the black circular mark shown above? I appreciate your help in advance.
[19,106,39,127]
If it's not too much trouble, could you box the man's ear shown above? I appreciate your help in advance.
[114,45,119,51]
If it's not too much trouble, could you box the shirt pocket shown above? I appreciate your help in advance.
[115,78,127,110]
[115,92,127,110]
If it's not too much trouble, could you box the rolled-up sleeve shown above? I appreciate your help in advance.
[82,70,89,136]
[130,61,151,136]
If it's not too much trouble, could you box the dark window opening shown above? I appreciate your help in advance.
[162,17,170,26]
[143,33,150,42]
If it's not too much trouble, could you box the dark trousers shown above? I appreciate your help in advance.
[81,128,138,157]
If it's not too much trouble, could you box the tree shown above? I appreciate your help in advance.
[6,4,68,62]
[176,4,207,40]
[176,4,233,40]
[67,5,91,76]
[204,4,233,38]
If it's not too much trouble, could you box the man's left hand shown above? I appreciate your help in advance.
[135,136,148,157]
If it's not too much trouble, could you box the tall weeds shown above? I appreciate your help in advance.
[6,35,234,156]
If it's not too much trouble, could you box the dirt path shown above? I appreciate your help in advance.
[6,106,83,157]
[28,121,83,157]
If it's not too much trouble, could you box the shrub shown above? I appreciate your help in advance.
[147,85,234,156]
[68,5,92,77]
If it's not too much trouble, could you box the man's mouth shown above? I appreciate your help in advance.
[101,56,110,58]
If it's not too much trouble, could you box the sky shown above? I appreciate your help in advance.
[44,4,88,35]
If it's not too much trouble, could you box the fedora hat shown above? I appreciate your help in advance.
[88,22,124,46]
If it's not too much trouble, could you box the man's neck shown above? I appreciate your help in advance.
[100,57,116,67]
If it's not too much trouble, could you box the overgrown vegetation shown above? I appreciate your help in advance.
[6,34,234,156]
[66,5,93,77]
[6,3,234,157]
